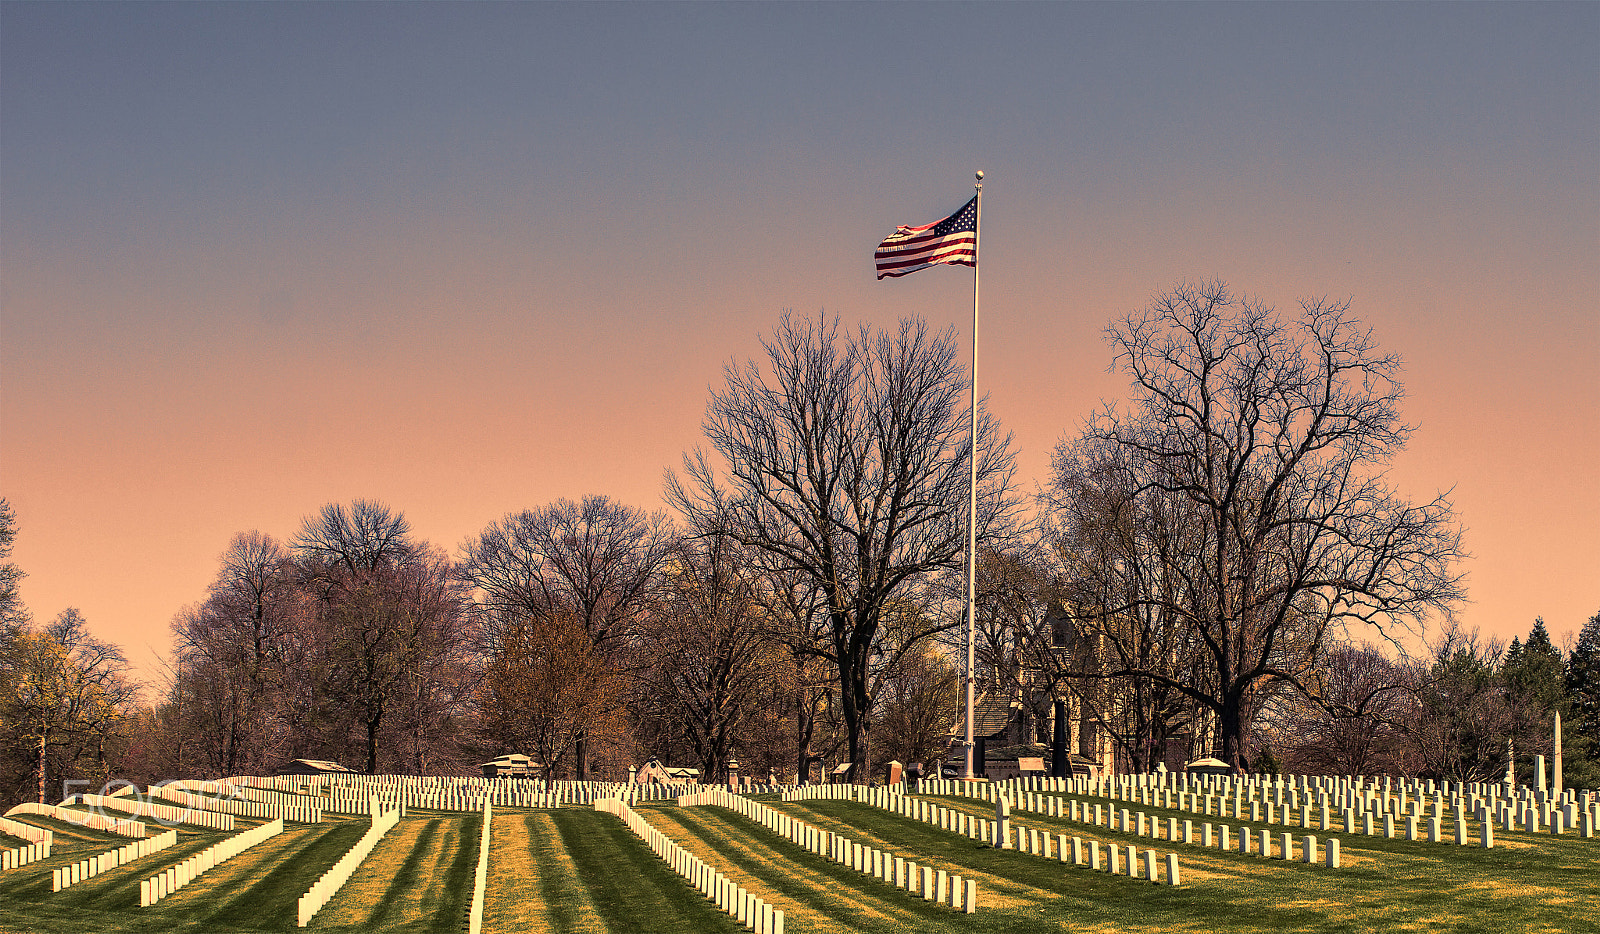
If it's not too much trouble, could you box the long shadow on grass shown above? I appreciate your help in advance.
[647,803,950,933]
[184,819,371,932]
[922,791,1600,933]
[319,814,477,934]
[555,809,743,934]
[787,800,1354,934]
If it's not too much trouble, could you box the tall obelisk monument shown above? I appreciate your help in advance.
[1554,710,1563,795]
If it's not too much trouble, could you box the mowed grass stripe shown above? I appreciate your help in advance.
[482,811,560,934]
[170,817,371,931]
[918,794,1258,882]
[0,819,368,934]
[551,807,744,934]
[309,814,476,933]
[3,813,134,847]
[801,797,1600,934]
[528,810,609,934]
[783,799,1250,933]
[773,799,1060,909]
[642,802,947,934]
[0,829,224,911]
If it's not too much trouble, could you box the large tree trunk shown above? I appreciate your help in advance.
[841,642,872,785]
[1219,695,1248,774]
[795,658,815,784]
[366,710,382,774]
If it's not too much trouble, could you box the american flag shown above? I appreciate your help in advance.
[874,195,978,279]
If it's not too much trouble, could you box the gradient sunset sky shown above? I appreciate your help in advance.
[3,3,1596,685]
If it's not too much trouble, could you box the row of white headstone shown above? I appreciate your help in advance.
[69,792,235,832]
[314,780,564,814]
[681,785,980,911]
[980,788,1348,866]
[2,839,51,871]
[952,775,1596,848]
[53,830,176,891]
[296,797,400,927]
[596,796,788,933]
[465,797,491,934]
[0,813,53,846]
[154,784,323,824]
[787,783,1186,883]
[4,802,142,838]
[139,819,283,907]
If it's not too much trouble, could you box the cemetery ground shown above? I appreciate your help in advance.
[1,791,1596,933]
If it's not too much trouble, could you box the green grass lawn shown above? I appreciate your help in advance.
[780,791,1600,934]
[0,794,1593,934]
[482,808,742,934]
[308,810,478,933]
[638,800,958,934]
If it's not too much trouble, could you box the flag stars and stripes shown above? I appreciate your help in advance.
[874,195,978,279]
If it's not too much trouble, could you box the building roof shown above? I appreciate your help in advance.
[276,758,353,775]
[948,692,1016,740]
[483,754,535,767]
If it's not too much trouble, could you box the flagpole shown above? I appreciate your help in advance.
[963,170,983,782]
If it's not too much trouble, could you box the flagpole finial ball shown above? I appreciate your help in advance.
[975,170,984,180]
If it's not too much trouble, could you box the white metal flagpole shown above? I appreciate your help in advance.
[963,169,983,782]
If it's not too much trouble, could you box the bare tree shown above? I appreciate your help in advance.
[462,496,675,650]
[293,500,416,573]
[473,607,627,781]
[640,531,783,782]
[1274,641,1412,776]
[0,498,29,656]
[171,532,297,777]
[1049,281,1465,772]
[293,501,469,773]
[753,566,839,784]
[1048,447,1214,772]
[873,604,961,776]
[1401,625,1511,783]
[670,313,1017,782]
[462,495,674,778]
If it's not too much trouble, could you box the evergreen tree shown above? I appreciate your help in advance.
[1566,611,1600,761]
[1502,617,1586,789]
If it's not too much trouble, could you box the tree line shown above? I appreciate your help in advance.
[1,282,1595,807]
